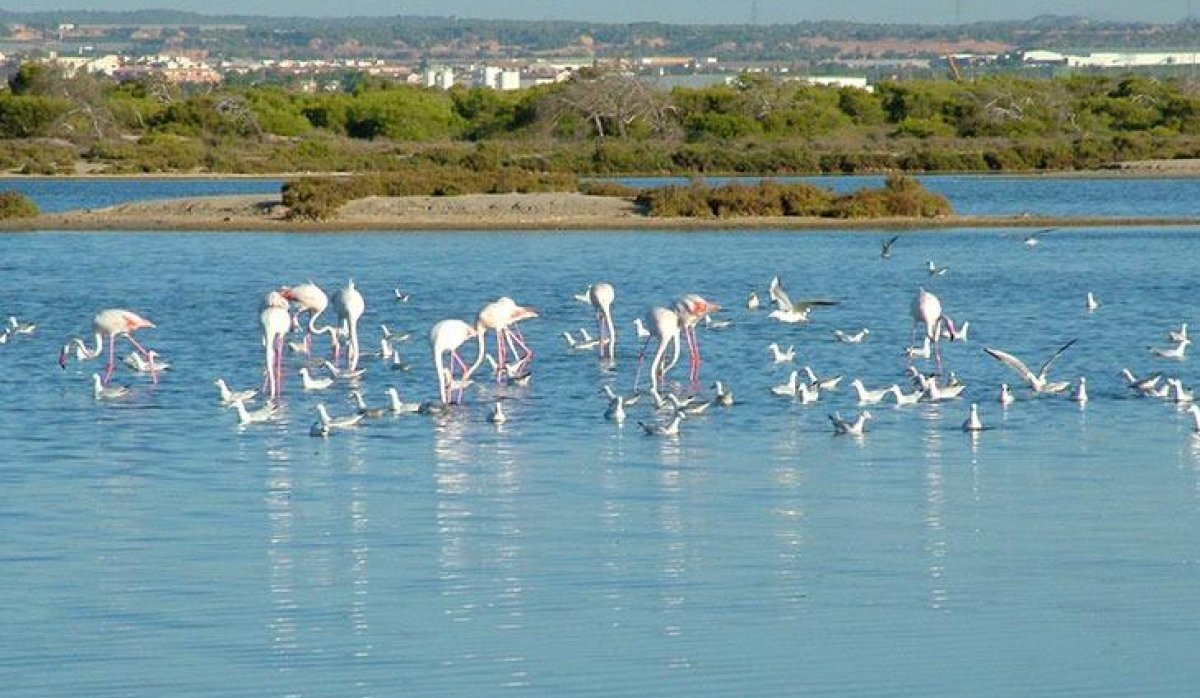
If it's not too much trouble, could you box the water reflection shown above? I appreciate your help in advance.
[657,466,692,671]
[345,438,372,695]
[264,441,297,681]
[920,408,949,611]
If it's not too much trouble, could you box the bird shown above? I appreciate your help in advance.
[1168,323,1189,344]
[830,411,872,436]
[962,403,983,431]
[1072,377,1089,404]
[588,282,617,360]
[911,287,954,373]
[260,292,291,400]
[1120,369,1163,396]
[833,328,870,344]
[232,397,278,425]
[279,282,340,358]
[983,339,1077,394]
[771,371,800,398]
[385,387,421,414]
[640,306,681,394]
[1189,404,1200,433]
[315,403,363,430]
[881,235,899,259]
[91,373,130,400]
[393,289,411,302]
[888,385,923,406]
[924,377,967,402]
[571,286,593,304]
[1168,378,1195,404]
[377,337,395,361]
[59,309,158,386]
[850,379,891,405]
[766,276,837,324]
[905,336,932,360]
[1085,292,1100,312]
[999,383,1015,406]
[940,320,970,342]
[803,366,843,391]
[1023,227,1056,247]
[927,260,949,276]
[601,384,642,406]
[633,317,651,340]
[332,280,366,372]
[1150,337,1191,360]
[767,342,795,363]
[299,366,334,391]
[123,350,169,373]
[390,353,412,372]
[668,392,712,415]
[471,297,539,382]
[488,401,507,424]
[215,378,257,406]
[746,291,760,310]
[639,411,685,437]
[795,381,820,404]
[674,294,721,384]
[605,395,626,423]
[7,316,35,335]
[380,324,411,343]
[322,359,366,380]
[430,318,479,405]
[712,381,734,407]
[704,314,733,330]
[350,391,388,418]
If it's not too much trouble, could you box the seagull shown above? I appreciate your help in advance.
[1168,323,1189,343]
[962,403,983,431]
[881,235,899,259]
[124,350,170,373]
[350,391,388,418]
[0,329,8,345]
[668,393,712,415]
[1085,293,1100,312]
[565,328,600,351]
[983,339,1077,394]
[232,397,278,425]
[804,366,843,391]
[640,411,685,437]
[767,276,838,324]
[316,403,363,430]
[605,395,626,423]
[1120,368,1163,396]
[771,371,800,398]
[377,337,395,361]
[704,314,733,330]
[385,387,421,414]
[393,289,411,302]
[924,378,967,402]
[1150,337,1190,360]
[830,411,872,436]
[746,291,760,310]
[795,381,820,404]
[300,367,335,391]
[1189,404,1200,433]
[92,373,130,400]
[7,316,35,335]
[380,324,411,342]
[768,342,795,363]
[905,336,932,360]
[888,385,922,406]
[572,286,593,304]
[712,381,734,407]
[601,384,642,406]
[1168,378,1195,404]
[1023,227,1056,247]
[488,401,507,424]
[1071,377,1089,404]
[833,328,870,344]
[927,260,949,276]
[940,320,970,342]
[215,378,257,405]
[390,353,412,371]
[999,383,1015,406]
[323,359,366,380]
[850,379,891,405]
[633,317,651,339]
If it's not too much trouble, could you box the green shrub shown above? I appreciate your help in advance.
[0,190,38,219]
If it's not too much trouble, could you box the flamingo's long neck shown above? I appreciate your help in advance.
[466,326,487,379]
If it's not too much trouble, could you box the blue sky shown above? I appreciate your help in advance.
[6,0,1195,23]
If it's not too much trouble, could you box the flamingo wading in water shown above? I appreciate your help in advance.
[431,319,479,404]
[280,282,340,359]
[589,282,617,360]
[471,297,539,382]
[637,306,681,395]
[260,291,292,400]
[911,287,955,373]
[333,280,365,372]
[59,309,158,385]
[674,294,721,384]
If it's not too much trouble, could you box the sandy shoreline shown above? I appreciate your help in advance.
[4,191,1200,232]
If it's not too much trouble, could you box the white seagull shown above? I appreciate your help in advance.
[804,366,843,391]
[962,403,983,431]
[215,378,257,405]
[1071,377,1089,404]
[850,379,891,405]
[232,398,278,425]
[771,371,800,398]
[1085,293,1100,312]
[300,367,335,391]
[889,384,923,406]
[767,276,837,324]
[92,373,130,400]
[833,328,870,344]
[385,387,421,414]
[488,401,507,424]
[927,260,949,276]
[830,411,872,436]
[605,396,626,423]
[1150,337,1191,360]
[767,342,796,363]
[999,383,1015,406]
[983,339,1077,394]
[316,403,363,430]
[640,411,685,437]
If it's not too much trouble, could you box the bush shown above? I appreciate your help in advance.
[0,190,39,219]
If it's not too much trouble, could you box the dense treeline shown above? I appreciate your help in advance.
[3,63,1199,176]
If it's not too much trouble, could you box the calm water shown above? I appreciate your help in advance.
[3,193,1200,696]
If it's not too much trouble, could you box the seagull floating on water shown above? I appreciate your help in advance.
[804,366,843,391]
[1085,293,1100,312]
[1168,323,1189,344]
[232,397,277,425]
[1071,377,1089,404]
[215,378,257,405]
[300,367,334,391]
[1168,378,1194,404]
[833,328,870,344]
[850,379,891,405]
[962,403,984,431]
[888,384,922,406]
[767,342,795,363]
[795,381,820,404]
[385,387,421,414]
[927,260,949,276]
[984,339,1077,394]
[1120,368,1163,396]
[905,336,932,360]
[323,359,366,380]
[316,403,363,430]
[771,371,799,398]
[92,373,130,400]
[999,383,1015,406]
[1150,337,1190,360]
[640,411,684,437]
[746,291,760,310]
[830,411,872,436]
[350,391,388,418]
[488,401,507,424]
[712,381,734,407]
[124,351,169,373]
[605,395,626,423]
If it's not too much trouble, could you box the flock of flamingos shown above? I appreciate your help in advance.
[45,242,1200,439]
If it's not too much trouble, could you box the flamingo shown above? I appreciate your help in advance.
[280,282,340,358]
[674,294,721,383]
[430,319,478,405]
[332,280,365,372]
[911,287,955,373]
[637,306,680,394]
[589,282,617,359]
[471,297,539,382]
[261,291,291,400]
[963,404,984,431]
[59,309,158,386]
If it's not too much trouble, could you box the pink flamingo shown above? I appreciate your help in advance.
[430,319,479,404]
[59,308,158,385]
[280,282,340,358]
[636,306,680,394]
[589,282,617,360]
[261,291,291,400]
[470,297,539,382]
[332,280,365,372]
[912,287,955,374]
[674,294,721,383]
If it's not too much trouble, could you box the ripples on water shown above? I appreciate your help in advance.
[3,220,1200,697]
